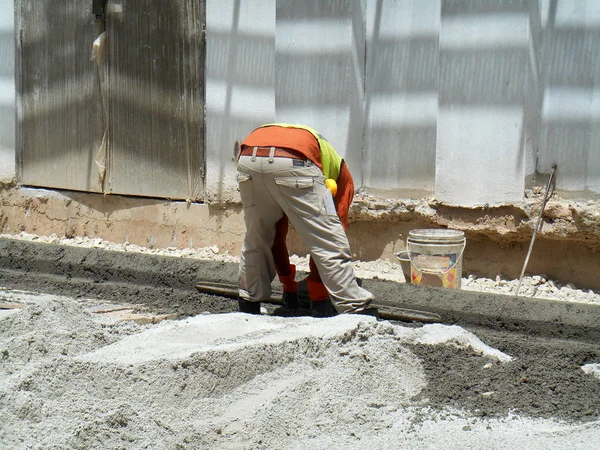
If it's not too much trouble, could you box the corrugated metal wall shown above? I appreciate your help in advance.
[106,0,205,200]
[0,0,15,181]
[538,0,600,193]
[19,0,205,200]
[16,0,599,204]
[20,0,104,192]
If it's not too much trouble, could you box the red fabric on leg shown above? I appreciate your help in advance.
[278,264,298,293]
[308,257,322,284]
[272,215,291,276]
[307,277,329,302]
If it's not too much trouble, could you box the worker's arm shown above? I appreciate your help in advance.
[334,160,354,230]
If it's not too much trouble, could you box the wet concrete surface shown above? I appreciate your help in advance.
[1,237,599,424]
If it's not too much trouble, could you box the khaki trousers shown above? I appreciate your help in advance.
[237,153,373,314]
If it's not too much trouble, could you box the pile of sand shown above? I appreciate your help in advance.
[1,289,598,449]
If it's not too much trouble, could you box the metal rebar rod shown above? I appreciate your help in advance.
[515,164,557,296]
[195,281,441,323]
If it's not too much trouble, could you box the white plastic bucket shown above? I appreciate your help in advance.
[407,229,466,289]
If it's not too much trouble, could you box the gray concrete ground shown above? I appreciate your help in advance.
[0,237,599,448]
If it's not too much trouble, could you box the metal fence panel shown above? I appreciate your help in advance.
[105,0,205,200]
[20,0,104,192]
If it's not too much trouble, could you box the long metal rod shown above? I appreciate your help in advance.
[515,164,557,296]
[195,281,441,323]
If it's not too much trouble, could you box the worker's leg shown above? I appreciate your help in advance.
[272,216,291,275]
[272,216,299,309]
[307,257,336,317]
[237,156,285,306]
[261,159,373,314]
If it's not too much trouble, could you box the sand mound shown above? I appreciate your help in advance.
[1,290,598,449]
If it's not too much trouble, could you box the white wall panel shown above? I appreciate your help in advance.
[436,106,526,205]
[0,0,15,182]
[436,1,530,206]
[205,0,275,202]
[364,0,439,196]
[275,0,365,178]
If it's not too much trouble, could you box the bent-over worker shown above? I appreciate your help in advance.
[236,123,376,317]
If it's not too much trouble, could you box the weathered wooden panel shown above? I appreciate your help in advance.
[20,0,104,191]
[106,0,205,200]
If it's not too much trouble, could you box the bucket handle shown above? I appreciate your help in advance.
[406,240,466,275]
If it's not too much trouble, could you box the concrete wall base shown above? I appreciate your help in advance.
[2,184,599,290]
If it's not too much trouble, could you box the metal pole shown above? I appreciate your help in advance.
[515,164,557,296]
[195,281,441,323]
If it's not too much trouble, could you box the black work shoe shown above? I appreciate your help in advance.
[311,300,337,318]
[282,291,299,309]
[238,299,261,315]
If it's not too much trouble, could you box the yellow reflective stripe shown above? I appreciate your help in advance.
[259,123,342,180]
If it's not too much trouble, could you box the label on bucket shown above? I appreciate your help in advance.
[410,253,460,288]
[411,266,458,288]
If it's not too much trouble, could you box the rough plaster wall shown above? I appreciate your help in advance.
[275,0,365,179]
[0,0,15,182]
[539,0,600,194]
[364,0,439,196]
[205,0,276,202]
[435,1,530,207]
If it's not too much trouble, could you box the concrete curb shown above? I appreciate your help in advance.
[1,237,599,341]
[365,280,600,341]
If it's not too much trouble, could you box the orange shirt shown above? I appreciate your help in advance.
[241,126,324,172]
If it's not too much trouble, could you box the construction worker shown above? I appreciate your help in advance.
[236,123,376,317]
